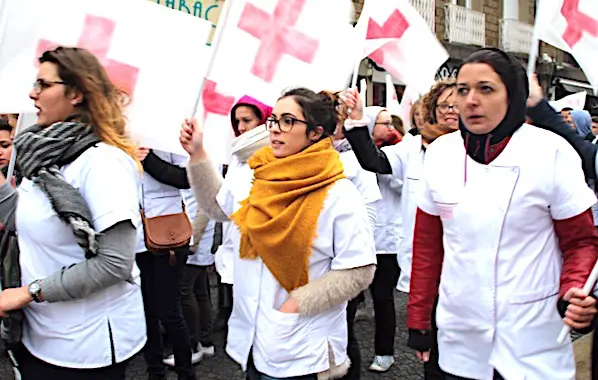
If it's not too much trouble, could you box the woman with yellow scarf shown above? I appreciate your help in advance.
[180,88,377,380]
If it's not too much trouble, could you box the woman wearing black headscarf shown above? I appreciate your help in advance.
[407,48,598,379]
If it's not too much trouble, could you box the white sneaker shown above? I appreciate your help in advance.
[368,355,395,372]
[163,345,204,367]
[199,344,215,357]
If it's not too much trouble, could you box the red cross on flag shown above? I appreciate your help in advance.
[205,0,356,107]
[0,0,212,155]
[536,0,598,94]
[355,0,449,95]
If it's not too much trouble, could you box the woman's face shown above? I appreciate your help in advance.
[0,130,13,169]
[235,106,261,135]
[372,110,392,142]
[413,106,424,130]
[434,89,459,128]
[566,113,576,129]
[456,63,508,134]
[269,96,323,158]
[29,62,80,127]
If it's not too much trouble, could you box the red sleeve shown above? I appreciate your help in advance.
[554,208,598,297]
[407,208,444,330]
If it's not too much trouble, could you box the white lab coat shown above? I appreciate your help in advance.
[382,135,425,292]
[182,188,216,266]
[216,173,377,378]
[338,149,382,219]
[214,154,254,284]
[18,143,146,367]
[374,173,403,254]
[418,125,596,379]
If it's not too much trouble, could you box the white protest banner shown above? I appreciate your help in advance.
[0,0,212,155]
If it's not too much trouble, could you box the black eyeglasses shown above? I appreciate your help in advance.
[32,79,67,94]
[436,103,458,113]
[266,116,309,133]
[374,121,393,128]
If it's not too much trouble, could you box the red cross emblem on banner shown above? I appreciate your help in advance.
[367,10,411,66]
[561,0,598,48]
[36,15,140,99]
[237,0,320,83]
[201,79,235,122]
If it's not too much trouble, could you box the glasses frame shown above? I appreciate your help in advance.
[436,103,458,114]
[266,116,309,133]
[32,79,67,95]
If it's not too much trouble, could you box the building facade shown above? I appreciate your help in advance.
[150,0,596,112]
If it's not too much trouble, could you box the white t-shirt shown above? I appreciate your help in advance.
[17,143,146,368]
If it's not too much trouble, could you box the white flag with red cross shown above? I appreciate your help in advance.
[535,0,598,94]
[204,0,356,109]
[399,85,420,131]
[0,0,212,155]
[385,74,401,116]
[355,0,448,95]
[549,91,587,111]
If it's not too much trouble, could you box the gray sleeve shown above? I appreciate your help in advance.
[0,183,18,225]
[38,220,137,302]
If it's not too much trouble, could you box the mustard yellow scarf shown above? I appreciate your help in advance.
[231,138,345,293]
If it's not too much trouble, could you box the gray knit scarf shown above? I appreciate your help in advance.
[14,122,101,258]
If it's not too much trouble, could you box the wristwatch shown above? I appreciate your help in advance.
[28,281,43,303]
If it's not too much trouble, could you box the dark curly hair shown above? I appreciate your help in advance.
[420,79,457,125]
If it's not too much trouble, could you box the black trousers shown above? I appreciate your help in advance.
[424,297,446,380]
[136,250,195,379]
[340,297,361,379]
[246,353,317,380]
[181,264,214,347]
[12,343,127,380]
[370,254,400,356]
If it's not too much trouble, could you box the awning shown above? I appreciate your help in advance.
[556,78,596,96]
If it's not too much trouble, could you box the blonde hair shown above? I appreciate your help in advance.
[409,99,421,129]
[39,47,141,170]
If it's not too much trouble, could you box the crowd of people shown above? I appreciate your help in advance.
[0,44,597,380]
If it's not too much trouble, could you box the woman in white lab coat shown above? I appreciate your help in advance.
[321,90,382,379]
[407,48,598,379]
[181,88,377,379]
[343,79,458,380]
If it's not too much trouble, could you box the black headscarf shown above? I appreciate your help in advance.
[458,48,529,164]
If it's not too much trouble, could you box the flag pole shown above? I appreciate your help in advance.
[526,0,542,78]
[556,259,598,343]
[190,0,234,119]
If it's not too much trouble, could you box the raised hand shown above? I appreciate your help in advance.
[179,118,206,160]
[342,87,364,121]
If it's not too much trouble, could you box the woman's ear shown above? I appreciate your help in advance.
[309,126,325,142]
[69,88,84,107]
